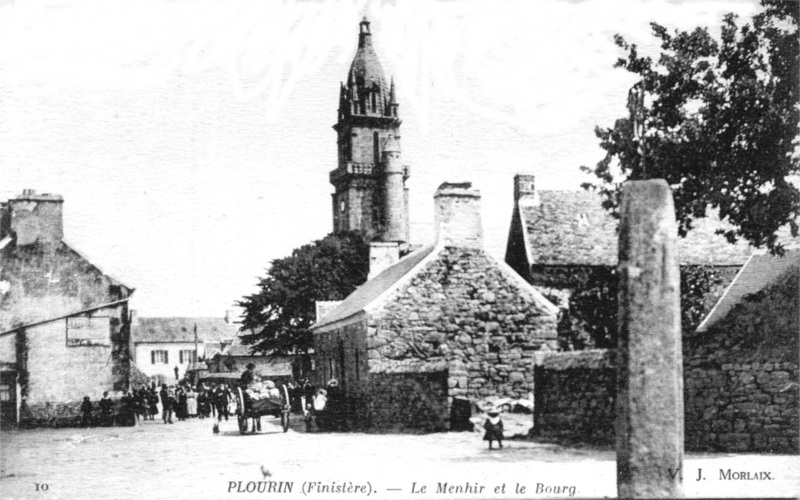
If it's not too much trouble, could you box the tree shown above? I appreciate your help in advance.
[582,0,799,254]
[237,232,369,354]
[558,265,729,350]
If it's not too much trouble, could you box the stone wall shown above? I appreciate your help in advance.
[0,241,125,332]
[368,371,448,432]
[367,247,557,405]
[533,350,615,445]
[533,270,798,452]
[23,303,131,405]
[683,269,799,453]
[20,397,127,428]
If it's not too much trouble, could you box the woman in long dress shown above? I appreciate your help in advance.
[186,387,198,417]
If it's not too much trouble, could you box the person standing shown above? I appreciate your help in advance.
[148,388,159,420]
[215,385,229,422]
[483,409,504,450]
[159,384,173,424]
[80,396,93,427]
[176,386,188,421]
[98,391,114,427]
[186,387,197,418]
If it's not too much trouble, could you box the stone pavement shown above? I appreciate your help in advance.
[1,415,798,500]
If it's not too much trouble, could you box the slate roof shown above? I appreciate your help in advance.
[221,334,255,356]
[312,245,436,329]
[696,248,800,332]
[519,190,767,267]
[133,317,239,343]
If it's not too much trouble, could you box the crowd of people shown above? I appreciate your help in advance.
[79,382,237,427]
[78,370,345,431]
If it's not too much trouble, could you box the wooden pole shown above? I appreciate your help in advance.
[616,179,684,498]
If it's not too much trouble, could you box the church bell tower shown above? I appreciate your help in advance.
[330,18,410,245]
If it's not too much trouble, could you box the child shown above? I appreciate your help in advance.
[80,396,93,427]
[483,409,504,450]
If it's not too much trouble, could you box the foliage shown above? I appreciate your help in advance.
[581,0,799,254]
[558,265,724,349]
[237,232,369,355]
[557,268,618,350]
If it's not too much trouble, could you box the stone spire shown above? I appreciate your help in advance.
[349,17,387,92]
[330,19,408,243]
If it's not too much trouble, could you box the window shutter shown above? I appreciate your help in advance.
[151,351,155,364]
[165,351,169,364]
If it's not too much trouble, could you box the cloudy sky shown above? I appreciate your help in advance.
[0,0,760,317]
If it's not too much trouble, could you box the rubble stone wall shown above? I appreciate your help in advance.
[533,350,615,445]
[367,371,448,432]
[366,247,557,404]
[533,270,798,453]
[684,269,799,453]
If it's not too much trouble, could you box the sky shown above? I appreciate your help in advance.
[0,0,761,318]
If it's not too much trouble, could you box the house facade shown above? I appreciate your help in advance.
[131,315,238,386]
[0,190,134,427]
[312,183,558,431]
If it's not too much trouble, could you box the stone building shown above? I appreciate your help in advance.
[330,18,410,247]
[685,249,799,452]
[131,313,238,385]
[533,249,799,453]
[0,190,134,427]
[503,173,792,344]
[312,183,558,431]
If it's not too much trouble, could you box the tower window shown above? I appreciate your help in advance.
[371,93,377,112]
[373,132,379,164]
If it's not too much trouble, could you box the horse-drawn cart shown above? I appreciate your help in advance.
[234,385,291,434]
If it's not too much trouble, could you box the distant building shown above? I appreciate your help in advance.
[0,190,134,427]
[312,183,558,431]
[205,334,295,386]
[131,314,238,386]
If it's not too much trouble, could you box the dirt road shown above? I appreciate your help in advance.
[1,415,797,499]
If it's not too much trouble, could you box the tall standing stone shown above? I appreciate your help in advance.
[616,180,684,498]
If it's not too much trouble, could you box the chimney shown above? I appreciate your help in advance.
[514,174,537,203]
[369,241,400,279]
[380,135,406,245]
[7,189,64,247]
[434,182,483,249]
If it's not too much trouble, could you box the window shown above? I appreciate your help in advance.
[179,350,196,364]
[373,132,380,164]
[0,384,10,402]
[151,350,168,364]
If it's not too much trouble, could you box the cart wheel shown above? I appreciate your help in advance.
[238,414,248,435]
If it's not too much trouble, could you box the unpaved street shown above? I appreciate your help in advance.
[1,415,798,500]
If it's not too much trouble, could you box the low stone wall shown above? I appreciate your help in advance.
[20,398,129,428]
[532,350,615,445]
[367,371,448,432]
[684,359,798,453]
[534,298,799,454]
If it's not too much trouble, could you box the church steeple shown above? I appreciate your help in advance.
[330,18,409,245]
